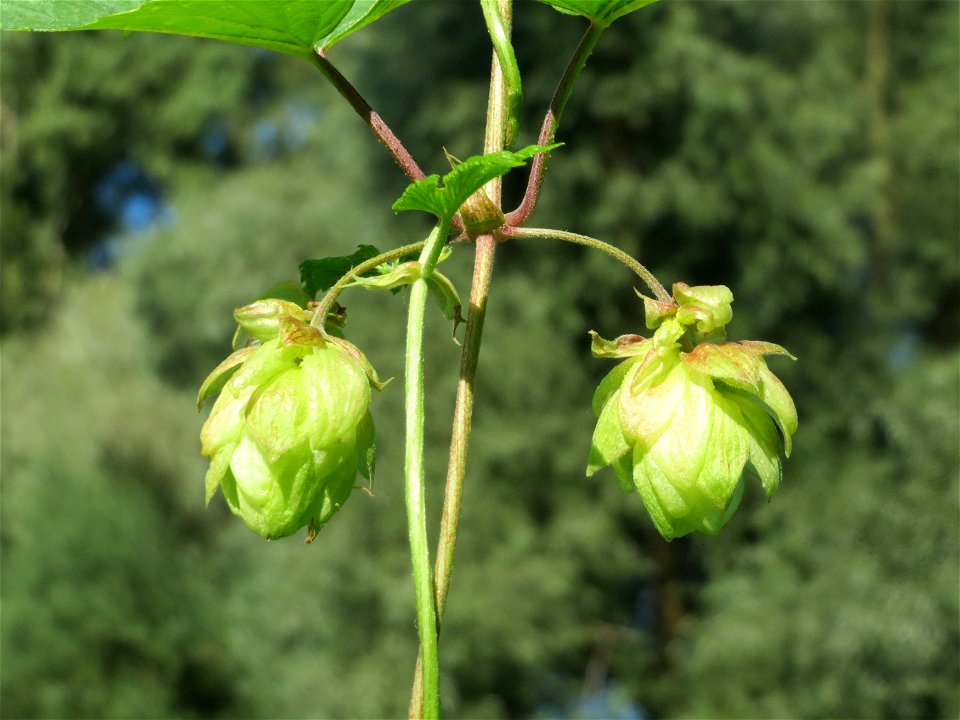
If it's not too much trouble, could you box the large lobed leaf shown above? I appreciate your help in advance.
[0,0,410,58]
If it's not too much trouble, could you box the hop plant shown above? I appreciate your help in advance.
[198,301,377,540]
[588,283,798,540]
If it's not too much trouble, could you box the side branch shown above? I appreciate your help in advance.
[504,226,671,302]
[313,50,425,183]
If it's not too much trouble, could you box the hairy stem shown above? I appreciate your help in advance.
[505,22,604,226]
[404,218,452,720]
[434,231,495,616]
[310,241,427,330]
[504,226,671,301]
[480,0,522,148]
[313,50,425,183]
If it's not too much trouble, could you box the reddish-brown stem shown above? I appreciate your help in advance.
[313,50,466,233]
[312,49,426,183]
[504,22,603,227]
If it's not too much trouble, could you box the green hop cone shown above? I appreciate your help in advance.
[198,306,378,540]
[588,283,798,540]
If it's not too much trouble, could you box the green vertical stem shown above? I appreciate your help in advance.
[404,218,451,720]
[409,1,512,717]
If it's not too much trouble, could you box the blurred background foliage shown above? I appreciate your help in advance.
[1,1,958,718]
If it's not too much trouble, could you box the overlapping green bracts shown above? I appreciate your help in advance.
[199,301,377,540]
[589,284,797,540]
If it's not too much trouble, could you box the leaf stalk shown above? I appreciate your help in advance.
[312,50,426,183]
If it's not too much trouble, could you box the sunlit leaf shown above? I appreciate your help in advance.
[537,0,658,28]
[0,0,411,58]
[316,0,410,51]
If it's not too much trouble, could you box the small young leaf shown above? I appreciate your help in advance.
[349,262,421,291]
[392,144,561,219]
[299,245,381,298]
[1,0,412,58]
[349,253,460,319]
[537,0,659,28]
[391,175,446,217]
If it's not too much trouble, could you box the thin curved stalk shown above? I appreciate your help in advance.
[309,241,426,330]
[504,226,671,301]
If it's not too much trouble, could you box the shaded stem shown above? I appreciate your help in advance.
[505,22,604,226]
[310,241,426,330]
[504,226,671,301]
[313,50,425,183]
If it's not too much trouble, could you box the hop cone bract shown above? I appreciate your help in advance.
[588,283,798,540]
[199,305,376,540]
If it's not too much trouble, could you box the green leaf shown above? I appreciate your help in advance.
[299,244,381,298]
[392,144,561,218]
[317,0,410,51]
[537,0,659,28]
[0,0,411,58]
[391,175,446,216]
